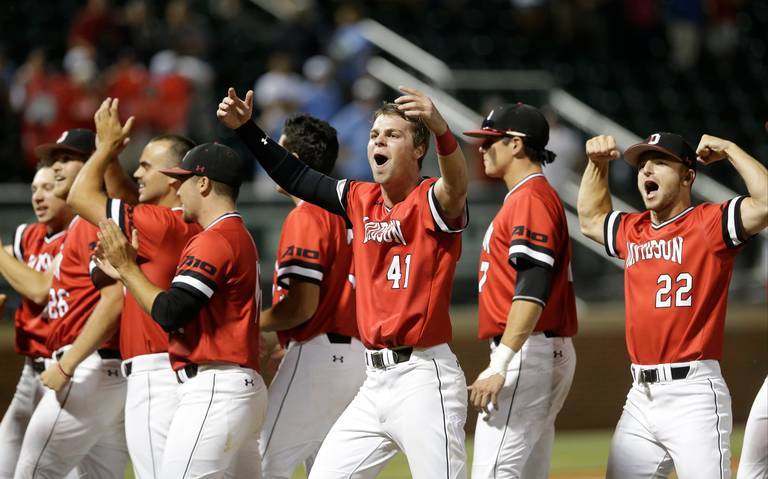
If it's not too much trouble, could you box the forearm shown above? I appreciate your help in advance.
[0,250,51,305]
[120,263,163,314]
[235,120,346,216]
[57,282,122,372]
[104,158,138,204]
[67,146,112,224]
[577,160,613,243]
[434,130,469,218]
[728,145,768,207]
[497,299,543,353]
[261,282,319,332]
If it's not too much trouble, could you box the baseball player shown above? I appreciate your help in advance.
[219,86,469,478]
[0,165,70,478]
[259,114,365,478]
[577,132,768,478]
[738,375,768,478]
[97,142,267,478]
[13,128,130,479]
[463,104,578,478]
[65,98,201,479]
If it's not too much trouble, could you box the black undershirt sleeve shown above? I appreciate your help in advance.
[512,260,554,306]
[151,286,207,332]
[235,120,348,219]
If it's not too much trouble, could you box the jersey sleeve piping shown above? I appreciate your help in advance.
[722,196,747,248]
[13,223,28,261]
[508,240,555,269]
[276,259,324,286]
[171,269,217,299]
[106,198,127,234]
[427,183,468,233]
[603,210,625,258]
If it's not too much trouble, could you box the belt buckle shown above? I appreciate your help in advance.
[639,369,658,384]
[370,352,385,369]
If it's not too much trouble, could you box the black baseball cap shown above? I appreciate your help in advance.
[35,129,96,163]
[160,142,244,187]
[463,103,550,150]
[624,132,697,170]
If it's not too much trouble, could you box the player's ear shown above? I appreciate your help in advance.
[682,168,695,187]
[198,176,213,195]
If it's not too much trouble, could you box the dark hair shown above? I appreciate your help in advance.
[211,180,240,201]
[373,103,430,169]
[281,115,339,175]
[149,134,196,167]
[524,144,556,165]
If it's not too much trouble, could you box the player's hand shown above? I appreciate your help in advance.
[94,98,135,154]
[696,134,734,165]
[94,229,139,280]
[40,362,72,392]
[0,294,7,319]
[394,86,448,135]
[98,221,138,272]
[267,342,285,376]
[468,370,505,414]
[585,135,620,166]
[217,88,253,129]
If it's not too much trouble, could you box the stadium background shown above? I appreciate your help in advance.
[0,0,765,476]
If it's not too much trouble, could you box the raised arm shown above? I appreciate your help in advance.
[696,135,768,236]
[577,135,620,244]
[217,88,347,217]
[0,240,53,306]
[68,98,134,225]
[394,86,468,219]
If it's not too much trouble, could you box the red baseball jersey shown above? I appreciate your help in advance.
[168,213,260,371]
[336,178,466,349]
[46,216,120,351]
[272,201,357,346]
[11,223,66,358]
[604,197,749,364]
[477,174,577,339]
[106,199,201,359]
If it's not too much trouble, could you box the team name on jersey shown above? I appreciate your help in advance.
[625,237,683,268]
[362,217,406,245]
[27,253,54,272]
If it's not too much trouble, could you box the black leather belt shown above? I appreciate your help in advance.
[366,347,413,369]
[637,366,690,384]
[30,358,46,375]
[493,331,561,346]
[54,349,122,361]
[326,332,352,344]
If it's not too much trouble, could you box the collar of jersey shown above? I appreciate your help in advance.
[505,173,545,201]
[206,211,241,230]
[650,206,694,229]
[45,229,66,243]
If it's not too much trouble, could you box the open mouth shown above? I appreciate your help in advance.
[644,180,659,198]
[373,153,389,167]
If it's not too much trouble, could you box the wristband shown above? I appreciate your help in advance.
[57,362,73,379]
[477,343,517,380]
[435,128,458,156]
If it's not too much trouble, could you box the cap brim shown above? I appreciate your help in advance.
[462,129,507,139]
[623,144,685,168]
[159,167,194,178]
[34,143,90,161]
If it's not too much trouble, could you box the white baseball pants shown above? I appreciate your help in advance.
[308,343,468,479]
[472,335,576,479]
[122,352,179,479]
[260,334,366,478]
[158,364,268,478]
[737,375,768,479]
[606,360,732,479]
[14,348,128,479]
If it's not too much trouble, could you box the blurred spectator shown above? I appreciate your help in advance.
[327,3,371,84]
[540,106,584,194]
[177,55,216,142]
[330,76,382,180]
[146,50,191,134]
[666,0,705,71]
[705,0,740,59]
[301,55,343,120]
[68,0,122,65]
[254,52,304,137]
[122,0,165,64]
[165,0,212,58]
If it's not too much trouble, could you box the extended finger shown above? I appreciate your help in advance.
[122,117,135,136]
[396,101,420,111]
[394,95,418,104]
[228,87,237,100]
[131,229,139,250]
[398,85,423,97]
[244,90,254,109]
